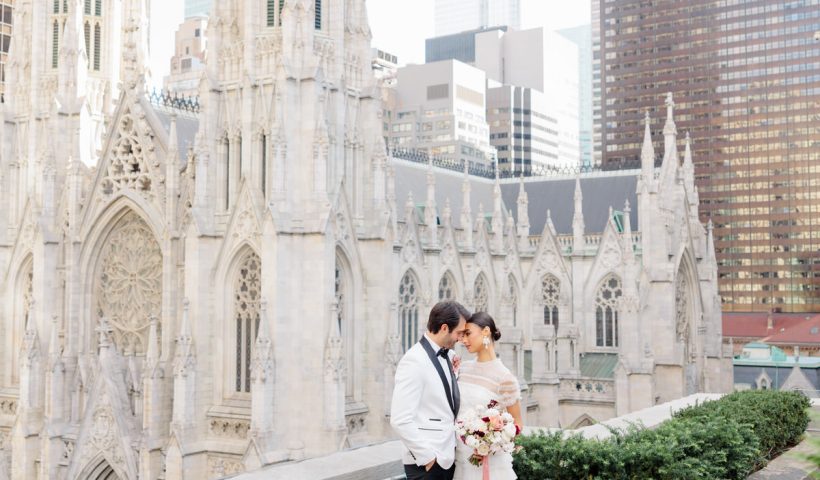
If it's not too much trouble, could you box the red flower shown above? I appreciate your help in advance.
[482,416,491,423]
[515,424,522,436]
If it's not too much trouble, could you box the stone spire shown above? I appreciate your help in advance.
[572,177,585,254]
[251,300,275,434]
[121,0,151,89]
[166,114,180,231]
[425,158,438,246]
[492,165,504,252]
[442,198,453,229]
[623,199,634,261]
[57,0,88,110]
[172,300,196,428]
[640,110,655,191]
[460,162,474,249]
[682,132,697,207]
[659,92,679,188]
[516,174,530,251]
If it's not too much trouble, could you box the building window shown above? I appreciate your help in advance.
[52,21,59,68]
[234,252,261,393]
[54,0,60,14]
[84,0,91,15]
[95,0,102,16]
[266,0,276,27]
[398,271,419,352]
[595,275,622,347]
[541,274,560,328]
[314,0,321,29]
[438,272,456,301]
[473,273,489,313]
[93,24,101,70]
[84,22,90,59]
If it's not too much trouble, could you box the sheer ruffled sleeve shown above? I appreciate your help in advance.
[497,372,521,408]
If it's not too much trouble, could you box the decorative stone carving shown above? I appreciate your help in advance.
[101,111,157,196]
[473,274,489,313]
[323,334,345,382]
[209,418,250,439]
[600,242,621,270]
[0,398,17,415]
[440,241,455,267]
[207,455,244,478]
[675,273,690,343]
[437,272,456,301]
[96,212,162,355]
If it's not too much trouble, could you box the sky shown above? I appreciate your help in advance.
[147,0,591,86]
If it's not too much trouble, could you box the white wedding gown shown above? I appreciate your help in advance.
[453,358,520,480]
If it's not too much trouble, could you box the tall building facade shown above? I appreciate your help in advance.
[0,1,11,101]
[594,0,820,313]
[163,15,207,98]
[434,0,520,36]
[388,60,495,167]
[185,0,211,18]
[475,27,581,168]
[558,24,593,169]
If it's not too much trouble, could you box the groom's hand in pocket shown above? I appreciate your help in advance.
[425,459,436,471]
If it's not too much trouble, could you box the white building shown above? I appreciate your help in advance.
[435,0,521,37]
[487,84,566,174]
[475,27,581,168]
[0,1,730,479]
[163,15,208,98]
[388,60,495,167]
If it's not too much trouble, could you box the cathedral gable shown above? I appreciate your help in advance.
[528,212,571,289]
[214,180,268,273]
[586,214,626,292]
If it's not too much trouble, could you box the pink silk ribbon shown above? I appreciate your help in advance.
[482,455,490,480]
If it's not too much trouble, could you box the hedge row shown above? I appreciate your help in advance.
[513,390,810,480]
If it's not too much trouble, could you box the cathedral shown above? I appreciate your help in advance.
[0,0,731,479]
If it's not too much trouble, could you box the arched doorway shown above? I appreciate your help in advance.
[84,459,120,480]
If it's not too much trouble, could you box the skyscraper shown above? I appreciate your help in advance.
[185,0,211,18]
[594,0,820,313]
[434,0,520,36]
[558,24,593,169]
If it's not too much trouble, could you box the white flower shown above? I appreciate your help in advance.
[465,436,479,448]
[503,422,517,437]
[476,443,490,456]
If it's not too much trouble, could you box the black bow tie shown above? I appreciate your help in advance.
[437,347,449,358]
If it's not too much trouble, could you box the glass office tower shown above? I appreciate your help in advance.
[594,0,820,312]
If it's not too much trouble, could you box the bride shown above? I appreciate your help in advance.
[454,312,522,480]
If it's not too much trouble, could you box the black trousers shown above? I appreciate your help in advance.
[404,462,456,480]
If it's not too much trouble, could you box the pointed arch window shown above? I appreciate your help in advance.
[541,274,560,329]
[314,0,322,29]
[595,275,622,347]
[52,21,59,68]
[234,252,261,393]
[473,273,489,313]
[438,272,456,301]
[398,271,419,352]
[93,23,101,71]
[336,252,354,399]
[84,22,90,60]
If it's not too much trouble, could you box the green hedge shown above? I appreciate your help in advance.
[513,390,810,480]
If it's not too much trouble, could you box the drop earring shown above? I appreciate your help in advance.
[483,335,490,349]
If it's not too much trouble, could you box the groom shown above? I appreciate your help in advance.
[390,301,470,480]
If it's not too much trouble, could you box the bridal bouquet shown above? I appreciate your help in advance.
[455,399,522,471]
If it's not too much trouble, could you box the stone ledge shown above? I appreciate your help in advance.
[747,403,820,479]
[227,440,404,480]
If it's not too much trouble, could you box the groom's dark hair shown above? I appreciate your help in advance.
[427,301,471,334]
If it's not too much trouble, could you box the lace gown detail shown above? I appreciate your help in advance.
[454,358,521,480]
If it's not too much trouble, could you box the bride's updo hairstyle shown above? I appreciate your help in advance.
[467,312,502,341]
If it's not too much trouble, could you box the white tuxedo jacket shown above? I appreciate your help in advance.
[390,339,458,469]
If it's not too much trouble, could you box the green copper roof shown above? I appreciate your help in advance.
[579,353,618,379]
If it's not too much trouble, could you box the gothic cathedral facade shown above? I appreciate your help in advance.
[0,1,731,479]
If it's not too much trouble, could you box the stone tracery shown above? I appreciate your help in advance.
[95,212,162,355]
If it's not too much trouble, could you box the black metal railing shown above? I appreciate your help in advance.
[147,88,200,113]
[389,147,643,179]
